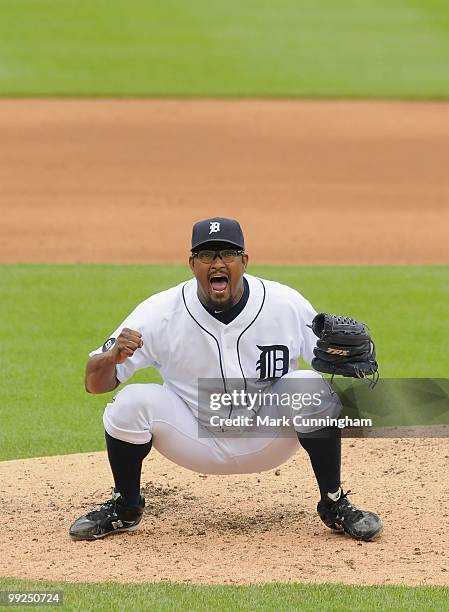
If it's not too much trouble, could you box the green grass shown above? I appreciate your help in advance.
[1,264,447,461]
[0,0,449,97]
[1,578,449,611]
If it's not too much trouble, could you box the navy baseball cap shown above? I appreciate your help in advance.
[191,217,245,251]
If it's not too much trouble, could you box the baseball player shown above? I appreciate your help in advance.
[69,218,383,542]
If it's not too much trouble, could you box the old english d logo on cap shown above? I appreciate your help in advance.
[191,217,245,250]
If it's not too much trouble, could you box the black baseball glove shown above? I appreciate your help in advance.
[309,313,378,382]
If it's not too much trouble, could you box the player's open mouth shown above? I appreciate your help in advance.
[209,275,229,294]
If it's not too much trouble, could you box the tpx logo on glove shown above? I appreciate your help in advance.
[326,348,350,356]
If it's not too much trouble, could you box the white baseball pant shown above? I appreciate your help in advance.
[103,370,341,475]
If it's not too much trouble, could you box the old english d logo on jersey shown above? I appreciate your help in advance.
[256,345,289,381]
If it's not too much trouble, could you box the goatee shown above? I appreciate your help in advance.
[205,295,234,312]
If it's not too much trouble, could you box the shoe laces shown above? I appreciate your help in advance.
[333,490,364,522]
[85,490,121,521]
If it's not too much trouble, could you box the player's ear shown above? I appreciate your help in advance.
[189,255,195,273]
[242,253,249,271]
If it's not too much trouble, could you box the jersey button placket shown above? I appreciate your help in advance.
[220,328,230,380]
[220,328,234,419]
[222,327,239,377]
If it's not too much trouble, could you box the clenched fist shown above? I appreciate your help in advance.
[110,328,144,364]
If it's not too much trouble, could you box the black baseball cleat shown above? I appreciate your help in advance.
[317,489,383,541]
[69,489,145,541]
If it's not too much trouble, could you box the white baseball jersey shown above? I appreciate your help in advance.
[91,274,318,425]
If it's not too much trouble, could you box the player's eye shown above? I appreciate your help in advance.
[195,249,242,263]
[197,251,216,262]
[220,250,239,262]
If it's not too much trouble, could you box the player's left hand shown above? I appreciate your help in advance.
[309,313,378,383]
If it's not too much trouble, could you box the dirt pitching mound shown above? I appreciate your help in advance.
[1,439,448,585]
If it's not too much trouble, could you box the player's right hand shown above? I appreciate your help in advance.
[111,328,144,364]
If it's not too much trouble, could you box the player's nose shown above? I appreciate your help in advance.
[210,254,226,266]
[209,260,228,276]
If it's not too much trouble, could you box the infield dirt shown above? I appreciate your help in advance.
[2,439,449,586]
[1,99,448,585]
[0,99,448,264]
